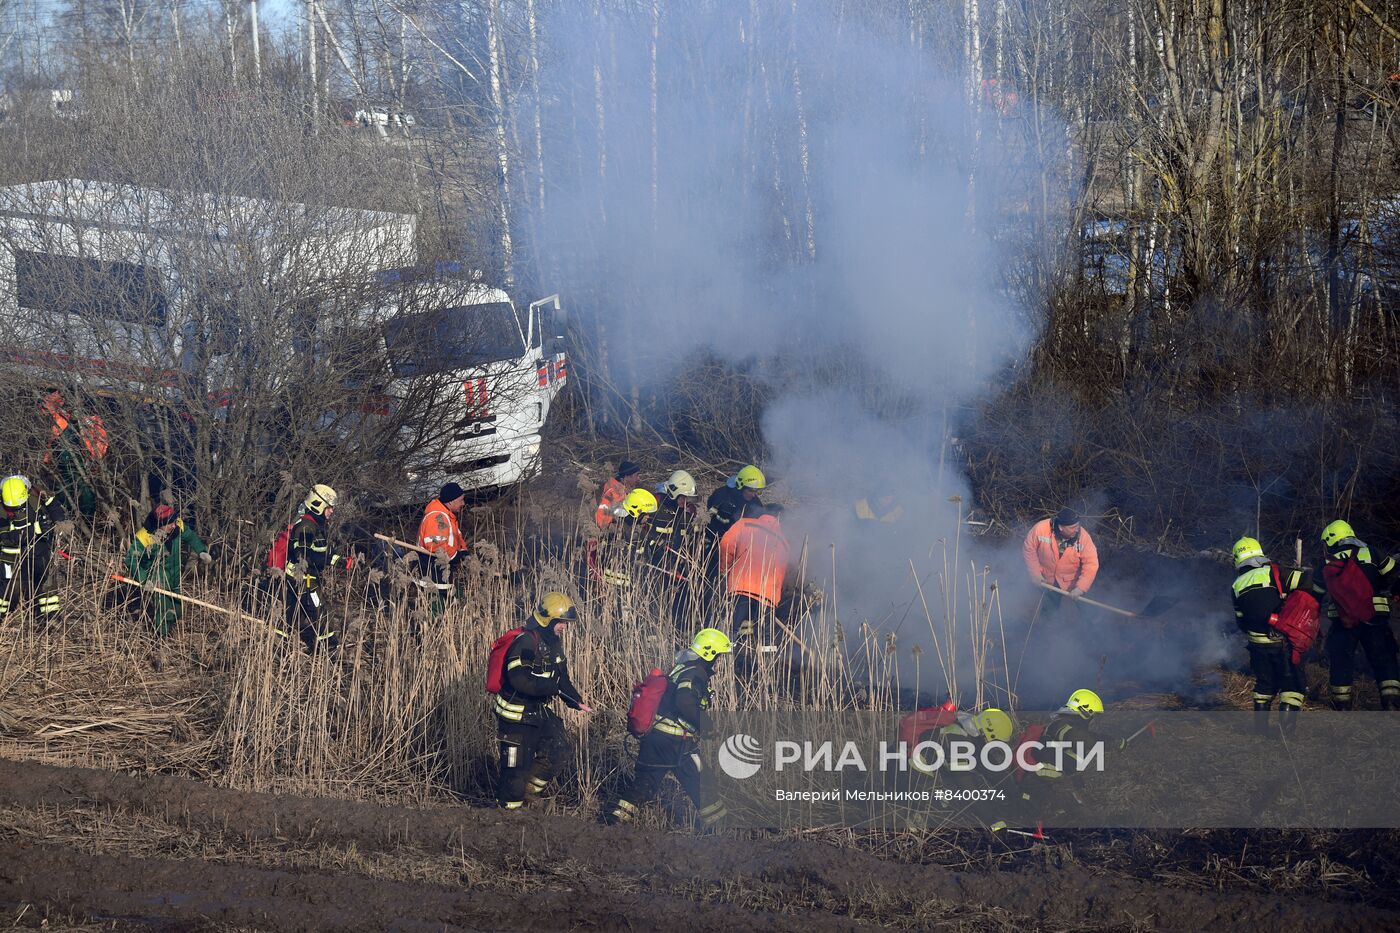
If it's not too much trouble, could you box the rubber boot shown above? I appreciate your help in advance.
[1252,701,1272,737]
[1382,694,1400,711]
[1278,704,1300,737]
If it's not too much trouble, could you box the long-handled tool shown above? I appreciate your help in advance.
[111,574,267,625]
[1034,581,1175,620]
[374,532,431,556]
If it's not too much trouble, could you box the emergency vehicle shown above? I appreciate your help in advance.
[0,177,567,494]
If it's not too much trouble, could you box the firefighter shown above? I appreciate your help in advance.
[648,470,699,564]
[1230,537,1308,730]
[0,475,68,619]
[718,501,790,651]
[609,628,732,830]
[997,689,1106,830]
[1311,520,1400,710]
[601,488,658,588]
[495,592,591,809]
[40,388,107,520]
[595,461,641,530]
[909,707,1014,792]
[284,484,345,654]
[646,470,701,617]
[123,503,212,636]
[854,494,904,524]
[1022,508,1098,613]
[417,481,468,617]
[706,464,765,543]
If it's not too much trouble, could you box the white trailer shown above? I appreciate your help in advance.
[0,178,567,493]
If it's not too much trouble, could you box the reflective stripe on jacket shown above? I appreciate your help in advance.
[417,499,465,559]
[1022,519,1098,592]
[595,477,627,529]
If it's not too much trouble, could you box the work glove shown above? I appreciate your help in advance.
[51,520,76,538]
[366,568,386,586]
[198,551,213,565]
[1068,587,1086,598]
[141,576,157,593]
[151,526,171,545]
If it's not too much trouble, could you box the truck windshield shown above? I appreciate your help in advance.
[383,302,524,377]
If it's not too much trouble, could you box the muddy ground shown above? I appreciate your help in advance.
[0,757,1395,932]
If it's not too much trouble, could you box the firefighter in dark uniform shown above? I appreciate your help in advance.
[1006,689,1104,825]
[0,475,68,619]
[648,470,699,566]
[609,628,731,829]
[1230,537,1310,732]
[495,592,590,809]
[601,488,657,589]
[284,484,344,654]
[705,465,765,543]
[1311,520,1400,710]
[703,465,765,608]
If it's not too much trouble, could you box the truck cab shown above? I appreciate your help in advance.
[372,266,568,494]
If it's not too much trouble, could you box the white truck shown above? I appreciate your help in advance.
[0,177,567,494]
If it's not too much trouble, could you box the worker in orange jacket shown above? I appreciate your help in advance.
[1022,508,1098,602]
[418,482,468,616]
[719,502,790,650]
[594,461,641,530]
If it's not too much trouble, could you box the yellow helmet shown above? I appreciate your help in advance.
[304,484,337,516]
[735,464,766,490]
[533,591,578,626]
[1,475,31,509]
[662,470,697,499]
[975,708,1014,742]
[1322,520,1356,549]
[691,627,732,662]
[1066,688,1104,719]
[1232,536,1265,568]
[622,488,658,517]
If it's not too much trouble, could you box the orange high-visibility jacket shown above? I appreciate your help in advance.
[418,499,465,560]
[1022,518,1098,592]
[719,514,791,608]
[595,477,627,529]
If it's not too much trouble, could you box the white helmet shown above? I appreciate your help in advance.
[661,469,697,499]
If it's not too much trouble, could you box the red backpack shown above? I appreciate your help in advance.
[1322,555,1376,628]
[627,668,669,736]
[486,628,538,694]
[1270,565,1321,662]
[898,701,959,750]
[266,516,311,570]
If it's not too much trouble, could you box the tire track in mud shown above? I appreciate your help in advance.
[0,757,1393,933]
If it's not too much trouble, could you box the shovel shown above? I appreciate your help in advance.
[1035,582,1177,620]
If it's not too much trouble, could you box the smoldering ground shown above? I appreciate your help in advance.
[529,2,1236,708]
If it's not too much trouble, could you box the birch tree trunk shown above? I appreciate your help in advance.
[486,0,515,287]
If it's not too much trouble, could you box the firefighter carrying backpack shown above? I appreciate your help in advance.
[486,628,538,694]
[1322,555,1377,628]
[897,701,959,750]
[266,517,306,570]
[1270,564,1321,662]
[627,668,669,736]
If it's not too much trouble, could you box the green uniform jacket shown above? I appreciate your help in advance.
[123,520,207,633]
